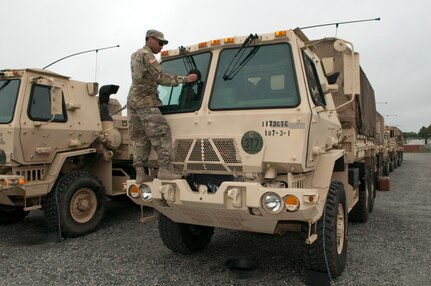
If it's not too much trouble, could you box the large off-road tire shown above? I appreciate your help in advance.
[158,213,214,254]
[389,154,395,172]
[43,171,107,238]
[0,205,29,224]
[301,181,348,278]
[368,166,376,213]
[383,160,390,176]
[349,165,371,222]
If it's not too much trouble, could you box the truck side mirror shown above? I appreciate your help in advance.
[321,57,340,84]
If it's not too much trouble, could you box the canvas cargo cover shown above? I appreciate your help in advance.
[312,39,376,138]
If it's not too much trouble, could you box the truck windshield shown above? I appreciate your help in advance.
[0,79,20,124]
[210,43,299,110]
[159,52,211,114]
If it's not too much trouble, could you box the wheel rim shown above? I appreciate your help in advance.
[336,203,345,254]
[70,188,97,223]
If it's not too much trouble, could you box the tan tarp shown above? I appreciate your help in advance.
[375,112,385,144]
[313,39,376,138]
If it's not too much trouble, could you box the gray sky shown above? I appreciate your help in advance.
[2,0,430,132]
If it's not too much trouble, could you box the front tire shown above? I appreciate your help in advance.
[301,181,348,278]
[0,205,29,224]
[44,171,107,238]
[158,213,214,254]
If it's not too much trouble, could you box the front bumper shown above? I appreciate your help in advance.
[127,179,324,234]
[0,175,26,206]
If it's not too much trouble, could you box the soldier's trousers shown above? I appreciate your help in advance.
[128,107,172,167]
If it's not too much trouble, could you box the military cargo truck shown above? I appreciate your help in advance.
[0,69,132,237]
[376,112,389,176]
[385,125,404,171]
[126,28,377,278]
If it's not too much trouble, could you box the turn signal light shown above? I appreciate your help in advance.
[284,195,299,211]
[19,179,25,186]
[129,185,140,198]
[1,179,7,190]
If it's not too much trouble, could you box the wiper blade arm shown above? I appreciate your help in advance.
[222,33,258,81]
[0,80,11,92]
[223,46,260,81]
[179,46,198,72]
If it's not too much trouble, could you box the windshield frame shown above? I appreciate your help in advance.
[209,42,300,111]
[0,79,20,124]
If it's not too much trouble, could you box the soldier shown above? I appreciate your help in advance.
[128,29,198,183]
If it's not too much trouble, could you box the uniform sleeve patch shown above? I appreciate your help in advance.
[149,58,157,64]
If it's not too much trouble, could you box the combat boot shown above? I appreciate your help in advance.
[135,166,154,184]
[157,165,182,180]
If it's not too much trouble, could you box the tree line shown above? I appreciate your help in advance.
[402,124,431,139]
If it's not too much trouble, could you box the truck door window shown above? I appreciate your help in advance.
[159,52,211,114]
[303,54,326,106]
[28,84,67,122]
[0,79,20,124]
[210,43,299,110]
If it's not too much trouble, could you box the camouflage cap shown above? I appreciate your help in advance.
[146,29,168,45]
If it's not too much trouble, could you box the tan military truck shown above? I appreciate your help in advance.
[376,112,389,176]
[0,69,132,237]
[126,28,377,278]
[385,125,404,171]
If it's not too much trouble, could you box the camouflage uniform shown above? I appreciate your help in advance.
[127,45,186,168]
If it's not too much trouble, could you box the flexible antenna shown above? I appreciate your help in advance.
[43,45,120,70]
[300,17,380,30]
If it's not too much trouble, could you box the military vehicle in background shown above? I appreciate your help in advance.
[376,112,389,176]
[385,125,404,171]
[0,69,132,237]
[126,28,378,279]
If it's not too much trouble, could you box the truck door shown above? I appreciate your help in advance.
[302,51,333,168]
[19,76,71,164]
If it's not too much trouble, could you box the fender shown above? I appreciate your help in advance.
[311,149,345,190]
[45,148,97,191]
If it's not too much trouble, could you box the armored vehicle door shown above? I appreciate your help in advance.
[302,50,337,168]
[18,75,72,164]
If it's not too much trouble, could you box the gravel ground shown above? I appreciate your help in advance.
[1,153,430,286]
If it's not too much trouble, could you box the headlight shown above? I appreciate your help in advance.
[140,184,152,201]
[261,192,283,214]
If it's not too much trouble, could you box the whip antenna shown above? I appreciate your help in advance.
[43,45,120,70]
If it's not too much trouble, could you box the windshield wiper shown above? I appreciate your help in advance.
[222,33,259,81]
[179,46,198,72]
[179,46,202,86]
[0,80,11,92]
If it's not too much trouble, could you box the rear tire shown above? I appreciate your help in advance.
[349,165,371,222]
[0,205,29,224]
[44,171,107,238]
[383,160,390,176]
[158,213,214,254]
[368,166,376,213]
[301,181,348,278]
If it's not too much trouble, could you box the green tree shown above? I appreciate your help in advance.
[418,125,431,139]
